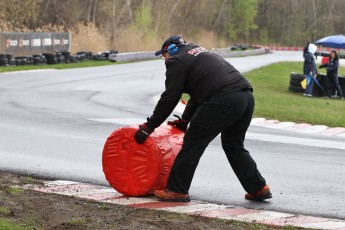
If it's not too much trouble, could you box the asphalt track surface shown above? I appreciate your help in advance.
[0,51,344,220]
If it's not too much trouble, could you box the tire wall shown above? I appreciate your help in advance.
[289,72,345,96]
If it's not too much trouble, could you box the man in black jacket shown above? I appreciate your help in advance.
[134,36,271,202]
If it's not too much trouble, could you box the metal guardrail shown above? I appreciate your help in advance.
[112,48,269,62]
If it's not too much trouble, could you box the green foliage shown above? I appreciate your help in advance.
[0,61,117,73]
[1,0,345,49]
[133,3,153,36]
[231,0,260,41]
[224,0,260,41]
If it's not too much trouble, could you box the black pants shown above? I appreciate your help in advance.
[325,74,343,98]
[167,89,267,194]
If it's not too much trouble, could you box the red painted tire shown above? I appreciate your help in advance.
[102,124,184,197]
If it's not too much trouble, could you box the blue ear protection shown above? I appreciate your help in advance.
[167,44,178,55]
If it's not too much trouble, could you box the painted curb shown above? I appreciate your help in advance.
[22,181,345,229]
[251,118,345,138]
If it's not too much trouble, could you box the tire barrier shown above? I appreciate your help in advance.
[0,54,8,66]
[288,73,305,93]
[61,52,70,63]
[0,47,268,67]
[102,124,184,197]
[289,72,345,97]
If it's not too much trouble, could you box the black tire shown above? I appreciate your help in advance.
[339,76,345,96]
[0,53,8,67]
[9,59,15,66]
[33,57,41,65]
[70,55,76,63]
[289,85,304,93]
[290,72,305,81]
[290,78,304,87]
[15,59,21,66]
[62,52,70,63]
[0,59,8,66]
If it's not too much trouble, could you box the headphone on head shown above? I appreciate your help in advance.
[165,36,186,56]
[167,44,178,55]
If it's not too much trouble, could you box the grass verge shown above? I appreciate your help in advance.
[0,60,117,73]
[0,218,33,230]
[244,61,345,127]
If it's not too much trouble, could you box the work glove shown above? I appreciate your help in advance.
[167,114,188,132]
[319,65,325,69]
[134,123,153,144]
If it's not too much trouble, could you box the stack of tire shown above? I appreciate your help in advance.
[61,52,71,63]
[55,52,65,64]
[14,57,31,66]
[6,54,15,66]
[92,53,107,61]
[0,54,9,67]
[289,73,305,93]
[32,55,47,65]
[76,51,93,61]
[289,72,332,97]
[42,53,58,64]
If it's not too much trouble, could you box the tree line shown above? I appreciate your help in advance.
[0,0,344,50]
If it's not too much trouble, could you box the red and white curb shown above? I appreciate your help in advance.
[251,118,345,138]
[22,181,345,229]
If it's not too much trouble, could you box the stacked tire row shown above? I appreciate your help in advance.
[0,49,118,67]
[289,72,345,97]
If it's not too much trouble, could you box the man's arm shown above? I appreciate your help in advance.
[181,98,199,122]
[147,59,187,129]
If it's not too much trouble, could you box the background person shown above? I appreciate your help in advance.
[303,43,317,97]
[319,50,344,99]
[133,36,272,202]
[303,42,310,59]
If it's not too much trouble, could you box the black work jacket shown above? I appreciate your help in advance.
[320,58,339,77]
[147,43,252,129]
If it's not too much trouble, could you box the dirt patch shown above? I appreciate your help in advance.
[0,171,296,230]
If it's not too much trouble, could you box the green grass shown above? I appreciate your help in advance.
[244,61,345,127]
[67,218,88,226]
[98,203,110,210]
[0,207,11,215]
[9,187,24,196]
[0,60,117,73]
[0,218,35,230]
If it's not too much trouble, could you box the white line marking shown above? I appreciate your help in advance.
[158,203,231,213]
[297,220,345,229]
[228,211,294,222]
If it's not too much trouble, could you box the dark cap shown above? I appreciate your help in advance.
[154,35,186,56]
